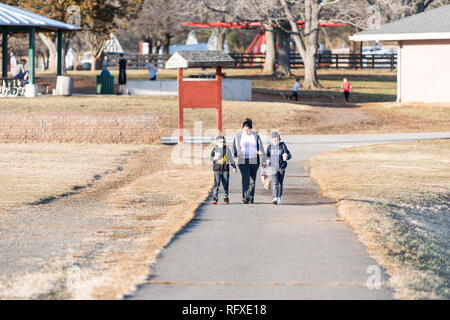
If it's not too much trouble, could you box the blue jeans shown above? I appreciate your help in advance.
[213,171,230,200]
[239,163,259,201]
[271,169,286,198]
[14,71,26,80]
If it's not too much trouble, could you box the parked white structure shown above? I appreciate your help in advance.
[127,79,252,101]
[350,5,450,103]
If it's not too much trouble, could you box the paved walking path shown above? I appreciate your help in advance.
[129,132,450,300]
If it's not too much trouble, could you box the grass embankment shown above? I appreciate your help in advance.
[310,139,450,299]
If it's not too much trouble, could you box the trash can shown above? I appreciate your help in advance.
[55,76,74,96]
[96,75,114,94]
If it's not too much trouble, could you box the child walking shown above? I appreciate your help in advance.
[341,78,352,103]
[266,132,292,205]
[210,136,236,205]
[289,78,303,101]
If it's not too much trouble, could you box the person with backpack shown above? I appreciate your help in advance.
[266,132,292,205]
[232,119,266,204]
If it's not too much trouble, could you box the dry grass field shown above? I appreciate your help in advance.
[0,143,212,299]
[0,144,148,209]
[310,139,450,299]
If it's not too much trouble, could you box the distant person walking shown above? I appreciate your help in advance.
[149,60,159,81]
[116,54,130,95]
[342,78,352,103]
[289,78,303,101]
[233,119,266,204]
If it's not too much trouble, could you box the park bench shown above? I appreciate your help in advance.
[0,77,50,97]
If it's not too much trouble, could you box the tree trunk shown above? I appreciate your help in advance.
[146,38,153,55]
[280,0,321,89]
[275,27,291,78]
[42,50,49,70]
[62,37,69,74]
[263,24,275,74]
[303,22,321,89]
[320,28,332,50]
[39,33,69,74]
[162,33,171,55]
[304,48,320,88]
[73,49,80,70]
[217,28,228,51]
[90,50,104,71]
[39,34,57,73]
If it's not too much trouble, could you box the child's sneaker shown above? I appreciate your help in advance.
[242,198,249,204]
[272,198,278,205]
[277,197,282,205]
[224,197,229,205]
[212,199,218,205]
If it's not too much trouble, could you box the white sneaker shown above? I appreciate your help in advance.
[272,198,278,205]
[277,197,282,205]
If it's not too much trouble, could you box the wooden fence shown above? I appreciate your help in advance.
[106,52,397,70]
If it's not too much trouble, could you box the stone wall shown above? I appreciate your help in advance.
[0,113,161,144]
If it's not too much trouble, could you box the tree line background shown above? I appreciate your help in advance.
[4,0,449,89]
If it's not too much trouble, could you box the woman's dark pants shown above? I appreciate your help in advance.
[239,163,259,202]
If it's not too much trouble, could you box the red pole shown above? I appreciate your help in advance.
[216,67,223,136]
[177,68,184,143]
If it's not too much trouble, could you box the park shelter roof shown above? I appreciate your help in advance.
[0,3,78,32]
[165,51,235,69]
[350,5,450,41]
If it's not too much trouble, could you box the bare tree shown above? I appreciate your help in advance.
[133,0,187,55]
[199,0,284,73]
[367,0,450,21]
[222,0,344,86]
[334,0,450,31]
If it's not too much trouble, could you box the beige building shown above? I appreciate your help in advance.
[350,5,450,103]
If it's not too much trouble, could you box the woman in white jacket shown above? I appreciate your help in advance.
[232,119,266,204]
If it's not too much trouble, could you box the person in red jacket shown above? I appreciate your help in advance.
[341,78,352,103]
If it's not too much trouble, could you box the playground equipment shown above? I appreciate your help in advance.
[165,51,235,143]
[184,21,346,55]
[185,21,346,67]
